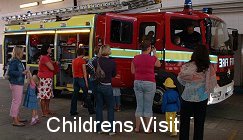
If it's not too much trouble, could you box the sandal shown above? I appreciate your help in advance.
[18,119,27,123]
[47,111,55,115]
[42,114,48,117]
[12,123,25,127]
[144,129,153,134]
[134,128,140,133]
[134,130,140,133]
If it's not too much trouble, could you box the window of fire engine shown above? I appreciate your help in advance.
[110,20,133,44]
[139,22,156,45]
[4,34,26,67]
[56,32,90,87]
[210,19,231,54]
[28,34,55,64]
[171,18,202,50]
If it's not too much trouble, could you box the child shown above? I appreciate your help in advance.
[113,88,121,112]
[162,78,180,137]
[174,36,181,45]
[23,70,40,125]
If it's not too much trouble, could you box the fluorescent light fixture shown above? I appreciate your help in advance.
[56,29,90,34]
[27,30,55,34]
[42,0,64,4]
[4,32,26,35]
[20,2,39,9]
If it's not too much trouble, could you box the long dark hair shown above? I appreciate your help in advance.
[140,39,151,52]
[190,45,210,72]
[40,45,50,55]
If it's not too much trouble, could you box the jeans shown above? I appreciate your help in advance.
[179,99,208,140]
[70,78,94,114]
[114,96,121,107]
[96,84,114,132]
[134,80,156,117]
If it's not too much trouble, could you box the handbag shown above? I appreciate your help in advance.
[95,58,105,81]
[4,64,10,80]
[53,62,60,75]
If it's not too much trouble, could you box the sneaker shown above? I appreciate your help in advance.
[170,132,177,137]
[89,111,96,115]
[97,131,104,134]
[30,119,38,126]
[109,132,116,136]
[70,112,79,116]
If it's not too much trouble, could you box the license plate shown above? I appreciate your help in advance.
[227,86,232,92]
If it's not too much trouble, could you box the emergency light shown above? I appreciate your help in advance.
[202,8,213,14]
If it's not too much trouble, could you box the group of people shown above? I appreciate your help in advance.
[8,45,57,126]
[7,36,217,139]
[131,39,217,140]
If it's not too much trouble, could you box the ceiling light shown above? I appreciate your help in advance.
[4,32,27,35]
[20,2,39,9]
[56,29,90,34]
[42,0,64,5]
[27,30,56,34]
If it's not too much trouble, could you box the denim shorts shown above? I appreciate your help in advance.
[134,80,156,117]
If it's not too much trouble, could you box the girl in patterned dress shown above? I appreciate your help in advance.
[23,70,40,125]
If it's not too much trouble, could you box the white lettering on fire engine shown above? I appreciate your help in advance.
[219,58,234,68]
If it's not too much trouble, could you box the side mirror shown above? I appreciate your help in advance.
[232,30,238,51]
[204,18,212,46]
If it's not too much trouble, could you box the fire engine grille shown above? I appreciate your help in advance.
[217,71,234,87]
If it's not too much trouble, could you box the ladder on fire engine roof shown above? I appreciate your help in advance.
[2,0,162,25]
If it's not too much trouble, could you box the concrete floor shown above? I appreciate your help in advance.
[0,79,243,140]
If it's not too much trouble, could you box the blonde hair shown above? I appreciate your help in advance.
[12,45,24,60]
[99,45,111,56]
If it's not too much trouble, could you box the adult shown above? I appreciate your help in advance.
[8,45,28,126]
[141,31,155,43]
[131,40,161,133]
[70,47,95,116]
[92,45,116,135]
[178,45,217,140]
[86,46,100,107]
[38,45,55,117]
[176,24,202,49]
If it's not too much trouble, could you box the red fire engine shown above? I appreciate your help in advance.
[94,0,238,106]
[2,0,238,107]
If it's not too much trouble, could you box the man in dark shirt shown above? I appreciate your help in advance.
[176,24,202,49]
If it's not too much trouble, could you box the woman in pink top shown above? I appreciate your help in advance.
[38,45,56,117]
[131,40,161,133]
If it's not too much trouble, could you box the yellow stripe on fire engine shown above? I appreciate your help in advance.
[4,14,95,32]
[110,48,217,63]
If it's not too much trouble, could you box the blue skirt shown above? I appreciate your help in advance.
[23,86,38,110]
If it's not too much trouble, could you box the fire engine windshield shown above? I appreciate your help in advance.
[210,19,231,54]
[171,18,202,50]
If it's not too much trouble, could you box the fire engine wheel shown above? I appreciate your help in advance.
[153,86,165,106]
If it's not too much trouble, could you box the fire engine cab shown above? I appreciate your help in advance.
[2,0,238,107]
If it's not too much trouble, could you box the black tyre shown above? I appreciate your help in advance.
[153,86,165,113]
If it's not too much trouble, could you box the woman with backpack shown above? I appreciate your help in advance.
[8,45,29,126]
[92,45,117,136]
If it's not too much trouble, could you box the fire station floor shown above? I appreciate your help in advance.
[0,79,243,140]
